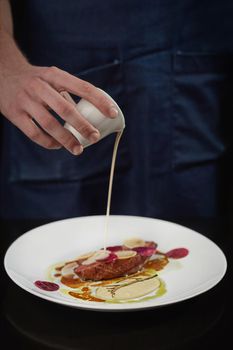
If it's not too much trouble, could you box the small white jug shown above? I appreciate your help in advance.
[64,89,125,148]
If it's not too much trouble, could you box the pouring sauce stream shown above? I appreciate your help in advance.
[104,130,123,250]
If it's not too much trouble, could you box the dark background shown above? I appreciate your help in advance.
[1,1,233,348]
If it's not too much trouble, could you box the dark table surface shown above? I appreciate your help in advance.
[0,217,232,350]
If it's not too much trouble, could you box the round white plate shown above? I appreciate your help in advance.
[4,215,227,311]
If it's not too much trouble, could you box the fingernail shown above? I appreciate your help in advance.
[52,145,62,149]
[110,106,118,118]
[72,145,83,155]
[90,131,100,143]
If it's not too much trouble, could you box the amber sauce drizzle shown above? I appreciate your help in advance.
[144,256,169,271]
[69,290,103,302]
[60,276,87,289]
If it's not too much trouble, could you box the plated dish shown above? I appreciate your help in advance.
[36,238,188,304]
[4,215,227,311]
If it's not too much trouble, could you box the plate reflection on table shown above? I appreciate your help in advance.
[4,281,225,350]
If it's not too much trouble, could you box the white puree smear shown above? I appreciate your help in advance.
[96,275,161,301]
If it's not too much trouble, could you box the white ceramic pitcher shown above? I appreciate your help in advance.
[64,89,125,148]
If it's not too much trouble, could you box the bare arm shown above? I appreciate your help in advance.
[0,0,29,74]
[0,0,13,33]
[0,0,118,154]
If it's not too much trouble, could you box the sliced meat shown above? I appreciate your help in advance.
[74,241,156,281]
[75,254,148,281]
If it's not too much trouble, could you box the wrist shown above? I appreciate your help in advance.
[0,29,31,77]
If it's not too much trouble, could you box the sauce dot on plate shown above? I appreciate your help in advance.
[34,280,59,291]
[165,248,189,259]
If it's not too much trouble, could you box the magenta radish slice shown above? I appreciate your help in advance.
[165,248,189,259]
[106,245,123,252]
[34,281,59,291]
[133,247,156,256]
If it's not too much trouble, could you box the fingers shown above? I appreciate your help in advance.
[41,66,119,118]
[60,91,76,105]
[13,113,62,150]
[29,79,100,143]
[25,98,84,155]
[10,66,118,154]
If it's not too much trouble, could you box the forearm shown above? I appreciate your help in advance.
[0,0,13,34]
[0,30,30,75]
[0,0,29,76]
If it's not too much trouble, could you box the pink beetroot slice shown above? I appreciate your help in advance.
[132,246,156,256]
[165,248,189,259]
[106,245,123,252]
[34,280,59,291]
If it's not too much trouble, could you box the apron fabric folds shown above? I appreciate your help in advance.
[0,0,233,219]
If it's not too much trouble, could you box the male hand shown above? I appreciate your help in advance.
[0,64,118,155]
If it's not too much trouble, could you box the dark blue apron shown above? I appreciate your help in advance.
[1,0,233,219]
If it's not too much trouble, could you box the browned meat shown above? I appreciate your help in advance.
[74,241,157,281]
[75,254,148,281]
